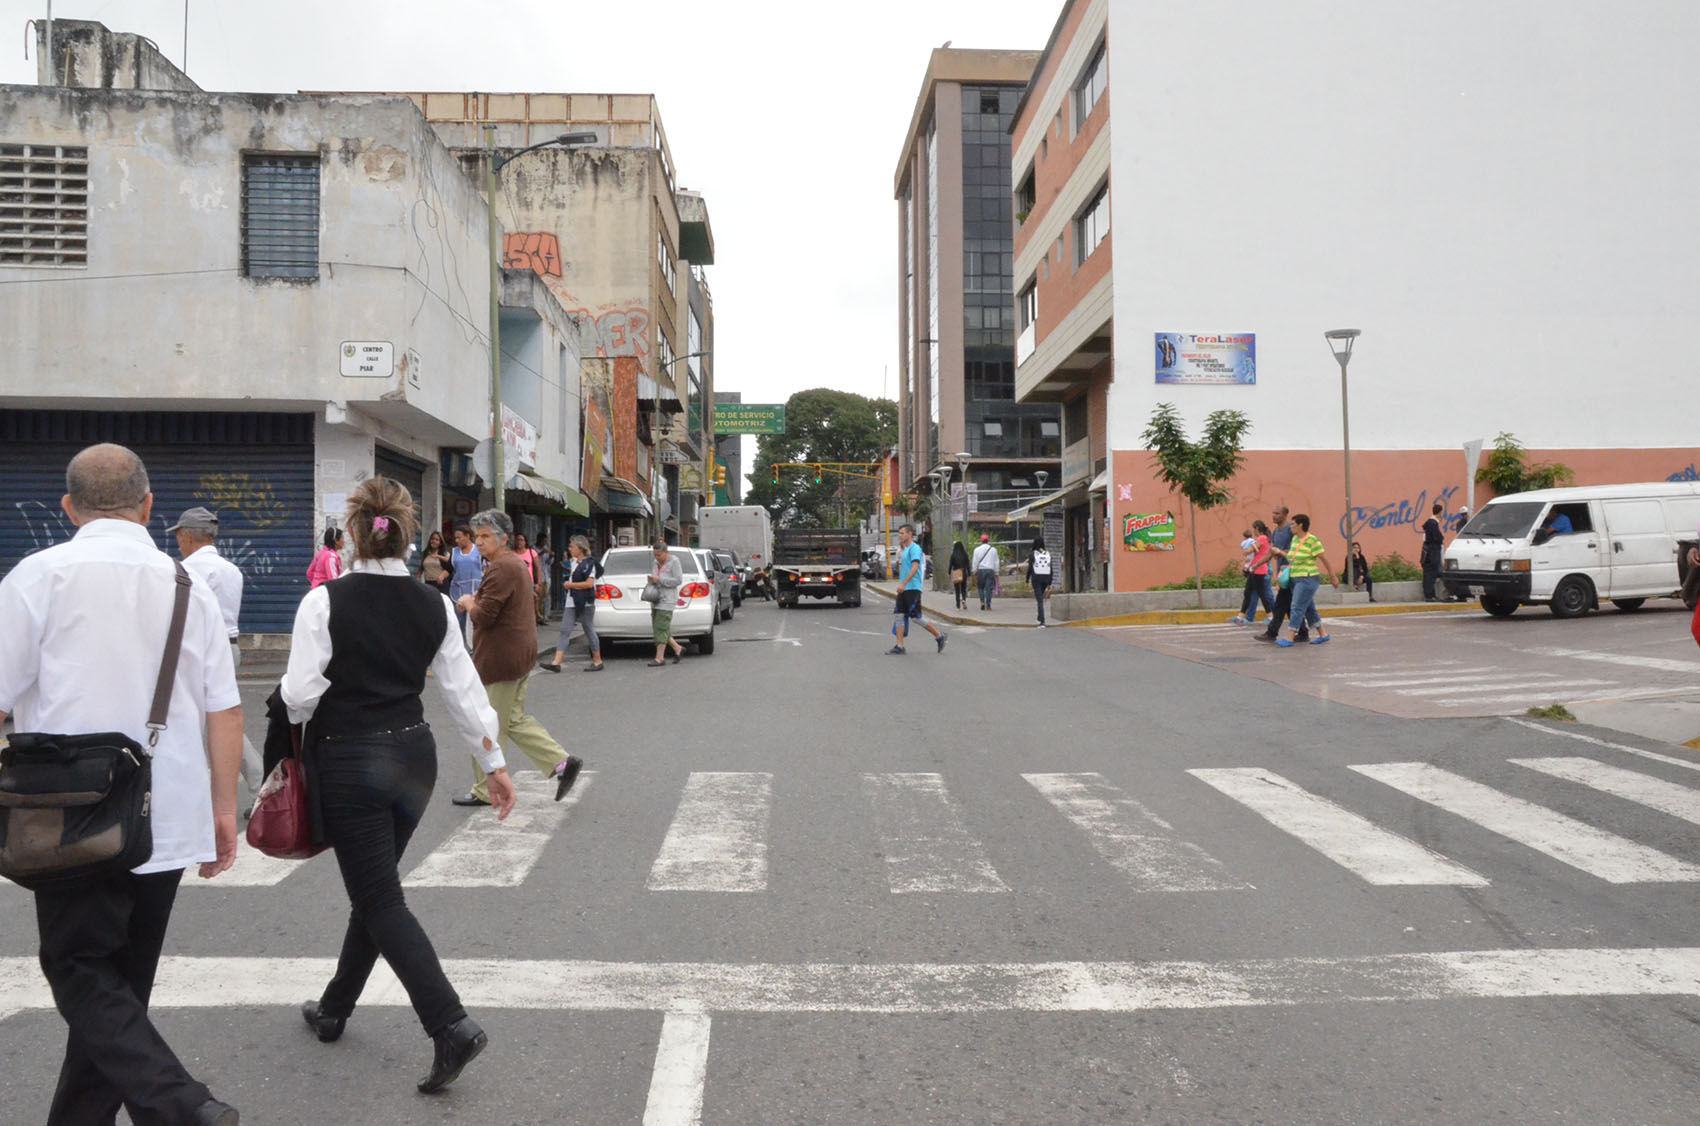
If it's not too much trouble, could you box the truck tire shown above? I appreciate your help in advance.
[1611,598,1645,612]
[1480,594,1519,618]
[695,626,715,655]
[1549,576,1593,618]
[848,596,862,608]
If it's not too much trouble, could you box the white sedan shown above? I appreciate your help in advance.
[592,546,718,654]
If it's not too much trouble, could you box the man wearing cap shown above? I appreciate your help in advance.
[971,534,999,611]
[170,506,265,817]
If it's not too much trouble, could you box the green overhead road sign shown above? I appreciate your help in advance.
[714,404,786,435]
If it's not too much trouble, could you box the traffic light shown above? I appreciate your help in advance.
[716,465,727,488]
[813,465,822,484]
[771,466,780,485]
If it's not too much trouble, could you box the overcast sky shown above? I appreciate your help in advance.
[4,0,1059,414]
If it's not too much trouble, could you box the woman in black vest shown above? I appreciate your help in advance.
[280,477,517,1095]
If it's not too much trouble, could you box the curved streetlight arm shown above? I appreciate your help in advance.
[492,131,601,172]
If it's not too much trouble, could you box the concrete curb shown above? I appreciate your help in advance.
[862,583,1010,628]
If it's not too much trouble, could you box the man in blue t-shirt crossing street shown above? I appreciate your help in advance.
[888,523,946,655]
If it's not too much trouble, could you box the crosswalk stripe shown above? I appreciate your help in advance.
[183,836,312,888]
[1350,762,1700,883]
[1511,758,1700,825]
[643,1007,712,1126]
[1435,692,1618,708]
[1505,718,1700,774]
[1526,647,1700,675]
[1187,768,1487,885]
[1024,773,1248,892]
[1393,679,1613,698]
[860,774,1008,893]
[1327,671,1502,687]
[647,772,772,893]
[404,773,593,888]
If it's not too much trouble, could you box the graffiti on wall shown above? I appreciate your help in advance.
[9,501,284,577]
[1668,463,1699,482]
[570,305,652,359]
[503,232,563,278]
[194,473,290,528]
[12,501,73,552]
[1341,485,1463,541]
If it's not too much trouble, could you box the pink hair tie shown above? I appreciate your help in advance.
[372,517,390,533]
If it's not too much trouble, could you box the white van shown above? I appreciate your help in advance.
[1442,481,1700,617]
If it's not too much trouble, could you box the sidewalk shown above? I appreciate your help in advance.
[863,581,1462,630]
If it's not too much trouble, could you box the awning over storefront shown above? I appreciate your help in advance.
[1089,469,1109,493]
[600,475,654,517]
[1006,487,1069,523]
[506,471,590,516]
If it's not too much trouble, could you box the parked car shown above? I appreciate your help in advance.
[593,546,717,654]
[689,547,735,622]
[712,549,745,607]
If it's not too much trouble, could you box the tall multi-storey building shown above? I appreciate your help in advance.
[894,48,1059,561]
[1011,0,1113,592]
[368,91,716,547]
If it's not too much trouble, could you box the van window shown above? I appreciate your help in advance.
[1535,503,1592,544]
[1461,502,1542,539]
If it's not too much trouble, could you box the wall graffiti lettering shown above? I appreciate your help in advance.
[503,232,563,278]
[1668,463,1699,482]
[1340,484,1463,541]
[12,501,73,552]
[194,473,289,528]
[570,305,652,359]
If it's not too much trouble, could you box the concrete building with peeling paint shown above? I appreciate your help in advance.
[0,21,587,631]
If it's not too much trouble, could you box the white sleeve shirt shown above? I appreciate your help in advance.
[972,544,998,570]
[279,558,505,772]
[180,544,244,639]
[0,518,239,874]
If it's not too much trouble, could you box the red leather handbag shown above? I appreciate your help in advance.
[245,726,327,860]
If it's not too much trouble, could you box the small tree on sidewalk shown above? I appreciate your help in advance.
[1140,403,1251,607]
[1475,432,1574,495]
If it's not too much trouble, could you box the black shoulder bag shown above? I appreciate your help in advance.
[0,563,192,890]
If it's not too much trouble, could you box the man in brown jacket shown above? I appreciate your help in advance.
[452,509,581,807]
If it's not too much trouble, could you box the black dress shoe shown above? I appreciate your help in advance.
[554,755,583,802]
[450,791,490,807]
[419,1016,487,1094]
[301,999,345,1042]
[191,1099,240,1125]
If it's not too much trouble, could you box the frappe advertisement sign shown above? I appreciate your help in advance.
[1155,333,1256,385]
[1123,513,1176,551]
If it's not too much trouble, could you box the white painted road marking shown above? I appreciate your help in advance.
[404,773,593,888]
[648,772,773,892]
[1351,762,1700,883]
[1024,773,1249,892]
[1188,768,1488,886]
[1324,670,1501,687]
[183,836,313,888]
[861,773,1008,893]
[2,947,1698,1017]
[643,1006,712,1126]
[1527,647,1700,675]
[1511,757,1700,826]
[1392,679,1614,698]
[1506,718,1700,774]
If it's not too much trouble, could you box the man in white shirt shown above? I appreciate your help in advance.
[971,534,1000,611]
[0,444,243,1126]
[170,505,266,818]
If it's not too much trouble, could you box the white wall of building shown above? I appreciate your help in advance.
[1105,0,1698,454]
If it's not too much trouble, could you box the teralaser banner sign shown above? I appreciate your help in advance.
[1155,334,1256,385]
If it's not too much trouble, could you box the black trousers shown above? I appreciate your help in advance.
[952,577,967,607]
[34,867,211,1126]
[316,725,466,1036]
[1033,576,1051,624]
[1262,582,1308,639]
[1421,543,1441,599]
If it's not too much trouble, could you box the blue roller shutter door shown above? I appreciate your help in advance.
[0,411,315,633]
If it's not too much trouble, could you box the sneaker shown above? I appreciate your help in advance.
[1275,638,1295,647]
[451,791,490,807]
[936,632,948,654]
[1037,622,1046,629]
[885,645,906,655]
[1229,616,1247,625]
[1310,634,1331,645]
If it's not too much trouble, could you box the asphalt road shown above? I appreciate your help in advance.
[3,598,1700,1123]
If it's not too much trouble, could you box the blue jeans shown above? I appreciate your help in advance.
[1287,575,1323,632]
[557,601,599,658]
[976,570,996,606]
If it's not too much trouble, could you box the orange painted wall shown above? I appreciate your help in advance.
[1110,446,1700,591]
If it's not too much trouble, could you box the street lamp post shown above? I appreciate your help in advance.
[1325,329,1362,563]
[954,450,971,550]
[486,128,599,510]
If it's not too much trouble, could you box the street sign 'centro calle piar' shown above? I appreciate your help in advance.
[714,404,786,435]
[340,340,395,378]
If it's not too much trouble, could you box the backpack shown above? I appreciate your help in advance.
[1031,550,1052,577]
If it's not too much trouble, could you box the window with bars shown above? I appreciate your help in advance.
[241,154,320,279]
[0,143,89,268]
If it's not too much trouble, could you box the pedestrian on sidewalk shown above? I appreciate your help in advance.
[972,534,999,610]
[1421,502,1445,600]
[887,523,946,655]
[1276,513,1339,647]
[1347,541,1375,601]
[452,509,582,807]
[1231,520,1275,624]
[308,526,344,588]
[647,539,686,667]
[1258,506,1309,643]
[1028,534,1054,626]
[418,529,452,595]
[447,525,482,643]
[170,505,266,819]
[543,534,604,672]
[284,477,517,1096]
[533,535,555,623]
[948,539,970,609]
[0,443,244,1124]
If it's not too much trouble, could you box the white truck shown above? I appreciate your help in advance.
[1442,481,1700,617]
[699,505,774,599]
